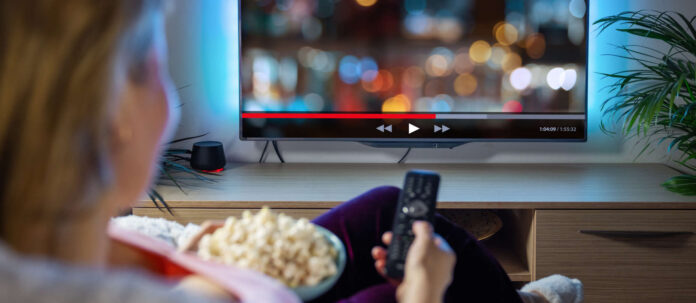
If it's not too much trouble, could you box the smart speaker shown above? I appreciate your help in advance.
[190,141,225,172]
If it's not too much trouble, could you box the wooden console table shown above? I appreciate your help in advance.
[134,163,696,303]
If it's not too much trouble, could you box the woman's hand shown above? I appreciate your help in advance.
[371,232,402,286]
[371,221,456,303]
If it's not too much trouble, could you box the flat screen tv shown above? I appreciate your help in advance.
[239,0,588,147]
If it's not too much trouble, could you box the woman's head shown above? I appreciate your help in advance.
[0,0,177,259]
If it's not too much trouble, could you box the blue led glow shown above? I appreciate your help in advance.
[588,0,629,134]
[201,0,236,117]
[339,55,361,84]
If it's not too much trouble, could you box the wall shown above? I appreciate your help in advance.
[165,0,695,164]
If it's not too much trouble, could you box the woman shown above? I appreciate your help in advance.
[0,1,580,302]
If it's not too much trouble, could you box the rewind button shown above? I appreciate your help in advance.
[377,124,393,133]
[433,125,450,133]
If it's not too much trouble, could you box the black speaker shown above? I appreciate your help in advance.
[190,141,226,172]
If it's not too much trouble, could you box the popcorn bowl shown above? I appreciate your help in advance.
[290,226,346,301]
[181,220,347,302]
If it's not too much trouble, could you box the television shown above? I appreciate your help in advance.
[239,0,588,147]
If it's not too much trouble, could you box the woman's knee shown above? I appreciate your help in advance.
[313,186,400,226]
[327,186,401,220]
[353,186,400,209]
[365,185,401,200]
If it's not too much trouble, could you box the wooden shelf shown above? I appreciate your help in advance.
[484,238,532,282]
[137,163,694,209]
[440,208,535,282]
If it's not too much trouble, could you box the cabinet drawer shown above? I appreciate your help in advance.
[536,210,696,303]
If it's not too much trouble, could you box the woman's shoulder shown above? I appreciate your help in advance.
[0,242,221,303]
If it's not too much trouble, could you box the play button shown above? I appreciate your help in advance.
[408,123,420,134]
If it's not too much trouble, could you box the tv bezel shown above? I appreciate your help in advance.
[237,0,589,145]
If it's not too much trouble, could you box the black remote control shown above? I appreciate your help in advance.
[385,170,440,279]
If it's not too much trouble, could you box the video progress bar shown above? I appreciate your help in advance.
[241,113,436,119]
[436,114,585,120]
[242,113,585,120]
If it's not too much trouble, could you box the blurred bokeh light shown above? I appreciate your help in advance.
[241,0,587,114]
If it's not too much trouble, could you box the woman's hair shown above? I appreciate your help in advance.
[0,0,164,251]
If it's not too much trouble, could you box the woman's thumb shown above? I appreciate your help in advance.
[412,221,433,243]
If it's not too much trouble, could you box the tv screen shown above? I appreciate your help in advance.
[239,0,587,144]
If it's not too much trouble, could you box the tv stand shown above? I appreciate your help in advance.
[359,141,466,148]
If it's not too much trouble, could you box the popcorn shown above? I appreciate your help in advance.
[197,207,338,287]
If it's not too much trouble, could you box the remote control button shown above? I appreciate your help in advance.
[406,200,429,217]
[396,223,407,233]
[414,180,423,193]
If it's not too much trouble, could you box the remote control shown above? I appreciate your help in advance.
[385,170,440,279]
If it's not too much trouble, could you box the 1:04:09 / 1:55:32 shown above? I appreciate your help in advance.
[539,126,577,132]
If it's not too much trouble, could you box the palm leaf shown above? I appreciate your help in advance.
[168,133,209,144]
[597,11,696,196]
[147,133,216,212]
[662,175,696,195]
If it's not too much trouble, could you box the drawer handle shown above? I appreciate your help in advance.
[579,230,694,238]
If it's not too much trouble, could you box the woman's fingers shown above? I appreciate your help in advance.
[374,259,403,287]
[372,235,390,277]
[372,242,404,286]
[372,246,387,260]
[382,231,393,245]
[374,259,386,273]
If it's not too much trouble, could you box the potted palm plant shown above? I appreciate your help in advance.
[596,11,696,195]
[148,133,216,213]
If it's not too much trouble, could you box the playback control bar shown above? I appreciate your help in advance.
[241,112,586,140]
[380,123,448,134]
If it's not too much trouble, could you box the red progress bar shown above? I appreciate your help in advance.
[242,113,436,119]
